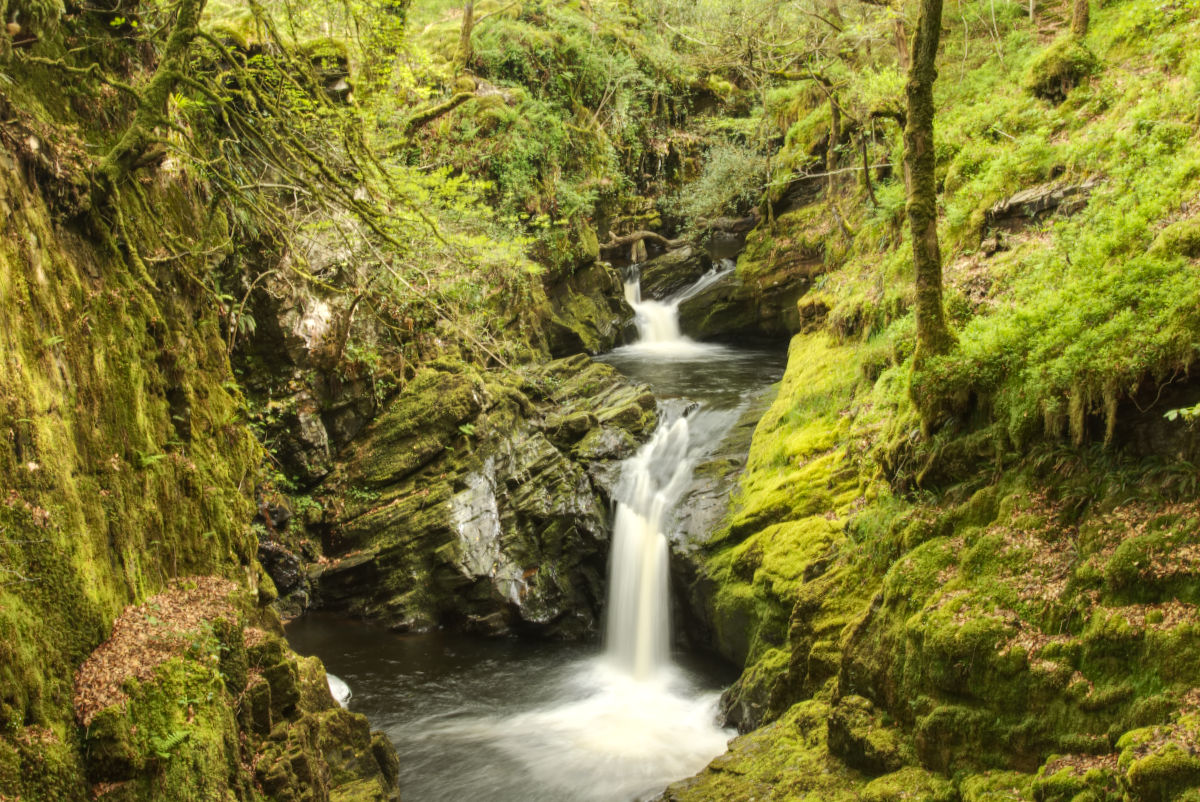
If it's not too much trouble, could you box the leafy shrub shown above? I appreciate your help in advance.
[666,142,768,229]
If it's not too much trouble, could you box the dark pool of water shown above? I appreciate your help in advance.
[598,344,787,409]
[286,614,738,802]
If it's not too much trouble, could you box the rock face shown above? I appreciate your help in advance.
[986,179,1098,228]
[638,245,713,299]
[311,355,658,638]
[669,387,779,653]
[667,210,827,342]
[675,264,809,341]
[545,261,636,356]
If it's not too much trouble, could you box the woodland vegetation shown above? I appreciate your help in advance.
[2,0,1200,798]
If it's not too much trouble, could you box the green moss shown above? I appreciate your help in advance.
[861,766,956,802]
[827,695,910,775]
[661,701,873,801]
[1024,37,1100,104]
[1149,216,1200,259]
[0,141,263,800]
[1117,715,1200,800]
[960,771,1036,801]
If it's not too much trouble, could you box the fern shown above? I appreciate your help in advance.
[149,729,190,760]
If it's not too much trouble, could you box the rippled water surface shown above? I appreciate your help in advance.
[286,615,737,802]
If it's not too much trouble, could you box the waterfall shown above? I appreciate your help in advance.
[301,265,757,802]
[621,261,735,354]
[604,263,736,678]
[605,415,694,678]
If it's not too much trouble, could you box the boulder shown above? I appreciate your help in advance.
[638,245,712,299]
[986,179,1098,228]
[826,695,907,776]
[258,539,304,594]
[545,261,634,356]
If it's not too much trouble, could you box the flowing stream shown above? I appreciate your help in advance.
[288,266,786,801]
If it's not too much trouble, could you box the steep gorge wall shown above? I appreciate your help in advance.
[0,84,401,799]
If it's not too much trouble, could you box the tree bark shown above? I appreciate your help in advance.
[1071,0,1089,37]
[861,130,878,207]
[904,0,954,364]
[455,1,475,73]
[827,93,852,237]
[401,92,473,135]
[100,0,208,184]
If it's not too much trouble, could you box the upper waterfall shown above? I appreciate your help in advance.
[621,261,735,355]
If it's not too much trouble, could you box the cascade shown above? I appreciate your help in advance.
[605,414,692,678]
[604,260,736,677]
[621,261,735,354]
[288,265,785,802]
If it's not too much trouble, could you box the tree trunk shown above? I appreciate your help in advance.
[1,0,11,62]
[861,131,878,207]
[455,1,475,73]
[100,0,208,184]
[827,94,852,237]
[1071,0,1089,37]
[894,18,910,70]
[904,0,954,364]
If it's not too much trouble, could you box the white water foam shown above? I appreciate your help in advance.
[619,262,736,359]
[327,673,352,708]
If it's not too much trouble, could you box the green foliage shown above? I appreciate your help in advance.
[667,142,768,230]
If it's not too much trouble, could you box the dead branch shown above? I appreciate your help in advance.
[599,230,688,252]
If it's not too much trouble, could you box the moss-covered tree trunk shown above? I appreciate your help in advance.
[455,1,475,73]
[904,0,954,365]
[827,93,852,237]
[100,0,208,185]
[1071,0,1089,37]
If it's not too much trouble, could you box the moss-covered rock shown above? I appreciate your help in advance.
[1023,37,1099,104]
[545,261,634,356]
[638,245,713,299]
[313,354,657,638]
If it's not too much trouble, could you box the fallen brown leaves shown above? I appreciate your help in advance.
[73,577,239,727]
[1042,752,1119,777]
[243,627,269,649]
[91,782,130,800]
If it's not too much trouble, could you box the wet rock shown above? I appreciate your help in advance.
[314,355,658,639]
[638,245,713,299]
[574,426,639,462]
[258,540,304,594]
[541,410,599,445]
[676,266,807,341]
[545,261,634,356]
[273,395,334,485]
[259,499,294,532]
[986,179,1098,228]
[670,386,778,653]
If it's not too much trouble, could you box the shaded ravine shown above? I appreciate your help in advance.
[288,269,786,801]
